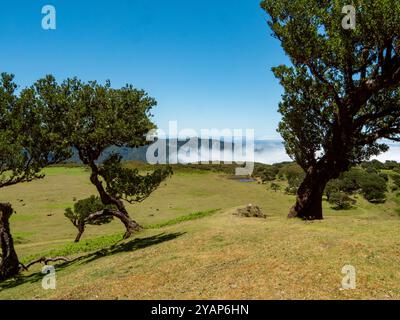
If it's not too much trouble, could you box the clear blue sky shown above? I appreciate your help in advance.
[0,0,289,139]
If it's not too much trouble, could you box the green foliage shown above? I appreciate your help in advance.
[254,165,279,183]
[270,182,281,192]
[391,174,400,189]
[146,209,220,229]
[325,167,387,203]
[379,172,389,182]
[285,176,303,195]
[0,73,70,279]
[261,0,400,218]
[328,192,356,210]
[20,233,124,265]
[64,196,114,228]
[0,73,70,188]
[325,180,342,201]
[359,174,387,203]
[278,163,304,179]
[361,160,385,172]
[100,154,173,203]
[279,164,305,194]
[28,75,172,216]
[29,75,157,163]
[385,161,400,172]
[339,169,363,194]
[253,162,305,194]
[179,163,237,175]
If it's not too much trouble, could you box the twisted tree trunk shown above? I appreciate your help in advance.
[288,149,350,220]
[288,167,330,220]
[87,209,141,239]
[0,203,20,281]
[74,224,85,243]
[88,160,141,238]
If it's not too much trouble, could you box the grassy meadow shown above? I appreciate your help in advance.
[1,164,400,299]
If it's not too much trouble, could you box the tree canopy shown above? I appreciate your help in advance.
[0,73,69,280]
[261,0,400,219]
[0,73,69,188]
[65,196,115,242]
[28,75,172,238]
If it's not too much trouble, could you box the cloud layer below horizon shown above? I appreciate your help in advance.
[171,140,400,165]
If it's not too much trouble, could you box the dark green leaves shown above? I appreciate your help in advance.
[0,73,70,188]
[261,0,400,169]
[30,76,157,163]
[65,196,114,227]
[100,154,173,204]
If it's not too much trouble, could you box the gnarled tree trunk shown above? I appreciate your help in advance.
[288,150,350,220]
[88,209,141,239]
[0,203,20,281]
[288,168,329,220]
[88,161,141,238]
[74,224,85,243]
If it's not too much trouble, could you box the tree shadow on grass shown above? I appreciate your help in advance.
[0,232,185,291]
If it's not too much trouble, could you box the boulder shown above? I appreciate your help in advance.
[234,204,266,218]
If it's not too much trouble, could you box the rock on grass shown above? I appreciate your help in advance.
[234,204,266,219]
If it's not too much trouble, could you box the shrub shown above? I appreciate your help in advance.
[325,179,341,201]
[361,160,385,172]
[253,164,279,182]
[379,172,389,182]
[328,192,356,210]
[339,168,363,194]
[278,164,305,195]
[285,175,303,195]
[261,166,279,182]
[65,196,115,242]
[392,174,400,189]
[270,182,281,192]
[359,174,387,203]
[384,160,399,171]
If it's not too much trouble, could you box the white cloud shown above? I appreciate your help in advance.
[372,145,400,162]
[164,139,400,165]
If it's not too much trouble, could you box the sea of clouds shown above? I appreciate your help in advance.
[173,140,400,165]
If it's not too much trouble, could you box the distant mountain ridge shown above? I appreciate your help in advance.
[65,138,400,165]
[67,138,290,164]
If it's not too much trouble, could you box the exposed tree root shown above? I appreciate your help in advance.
[19,256,69,271]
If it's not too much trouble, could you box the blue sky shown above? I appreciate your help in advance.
[0,0,289,139]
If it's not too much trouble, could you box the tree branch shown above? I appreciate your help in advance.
[20,256,69,271]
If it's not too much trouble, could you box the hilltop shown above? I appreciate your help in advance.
[1,163,400,299]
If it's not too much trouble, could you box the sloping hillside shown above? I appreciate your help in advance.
[1,166,400,299]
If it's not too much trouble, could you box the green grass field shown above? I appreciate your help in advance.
[1,165,400,299]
